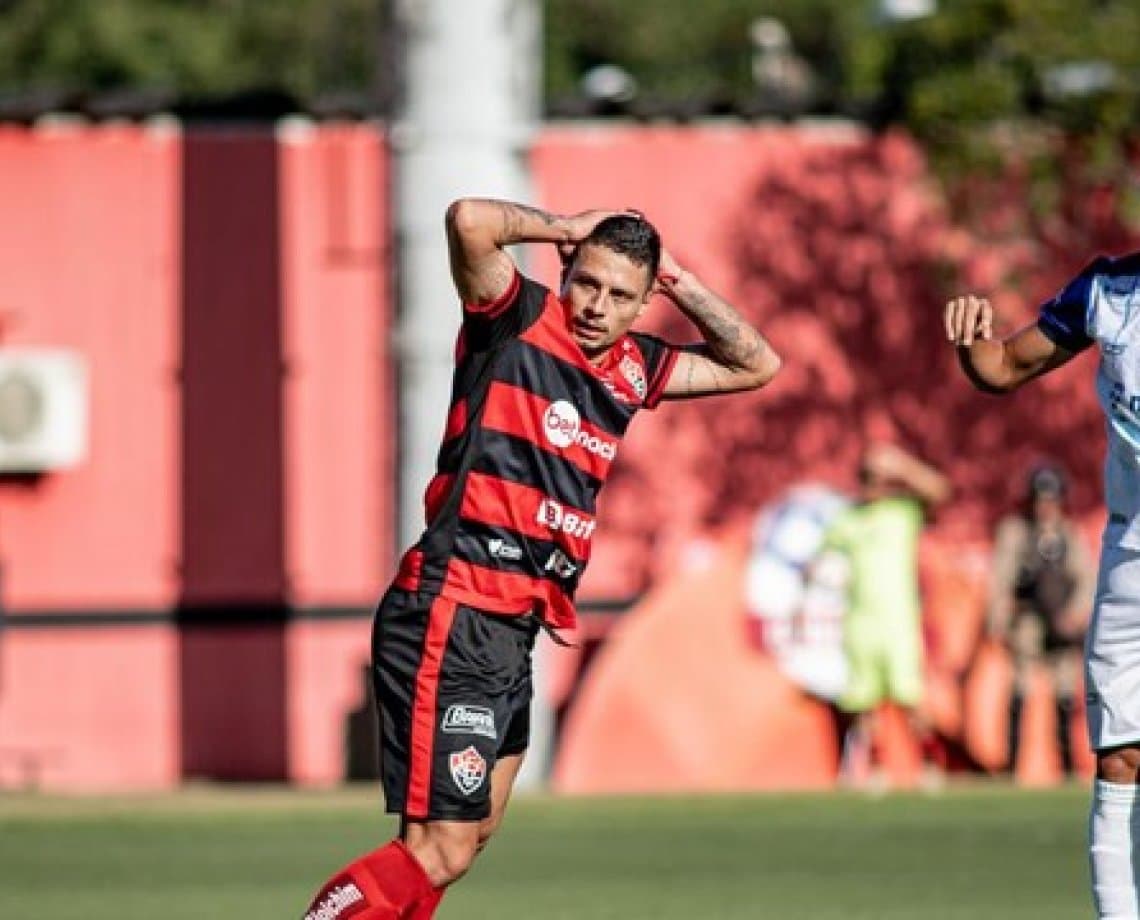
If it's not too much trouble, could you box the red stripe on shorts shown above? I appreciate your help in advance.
[406,595,458,818]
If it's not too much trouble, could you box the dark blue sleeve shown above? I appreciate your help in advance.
[1036,260,1098,353]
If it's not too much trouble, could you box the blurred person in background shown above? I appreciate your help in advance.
[821,442,951,789]
[301,199,781,920]
[945,252,1140,919]
[988,464,1095,779]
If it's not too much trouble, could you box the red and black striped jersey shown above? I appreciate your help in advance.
[394,271,679,630]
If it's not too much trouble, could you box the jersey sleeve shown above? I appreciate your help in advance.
[1036,259,1099,353]
[630,332,681,410]
[460,272,547,350]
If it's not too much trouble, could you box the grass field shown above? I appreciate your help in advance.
[0,783,1092,919]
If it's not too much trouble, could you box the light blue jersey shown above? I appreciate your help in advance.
[1039,253,1140,550]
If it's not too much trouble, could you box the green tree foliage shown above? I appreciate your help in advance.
[0,0,380,100]
[547,0,1140,240]
[545,0,850,104]
[855,0,1140,246]
[2,0,1137,238]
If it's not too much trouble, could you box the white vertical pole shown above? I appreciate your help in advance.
[393,0,550,789]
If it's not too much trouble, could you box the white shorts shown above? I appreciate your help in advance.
[1086,543,1140,750]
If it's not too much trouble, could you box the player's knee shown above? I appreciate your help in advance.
[1097,745,1140,784]
[405,825,480,887]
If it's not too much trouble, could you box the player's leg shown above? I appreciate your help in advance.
[401,608,539,918]
[1007,615,1042,776]
[837,634,882,786]
[885,621,941,786]
[479,750,526,852]
[1050,645,1080,778]
[401,753,527,920]
[404,818,482,886]
[1085,546,1140,919]
[1090,744,1140,920]
[301,588,450,919]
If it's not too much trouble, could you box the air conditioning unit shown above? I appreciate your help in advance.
[0,349,88,473]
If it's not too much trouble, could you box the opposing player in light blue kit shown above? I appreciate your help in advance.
[945,253,1140,920]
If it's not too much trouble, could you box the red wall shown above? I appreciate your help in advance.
[278,124,392,785]
[0,124,182,789]
[0,122,392,790]
[0,123,182,611]
[532,124,1107,599]
[0,120,1115,791]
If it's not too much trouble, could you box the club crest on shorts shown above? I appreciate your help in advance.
[449,745,487,796]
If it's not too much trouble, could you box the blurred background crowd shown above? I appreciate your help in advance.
[0,0,1137,795]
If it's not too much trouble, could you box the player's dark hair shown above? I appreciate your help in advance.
[561,214,661,289]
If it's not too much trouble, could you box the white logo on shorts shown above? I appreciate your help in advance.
[442,704,497,740]
[449,745,487,796]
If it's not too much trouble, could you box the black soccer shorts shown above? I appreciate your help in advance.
[371,586,538,821]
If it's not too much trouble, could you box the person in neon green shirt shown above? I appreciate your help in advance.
[821,442,951,786]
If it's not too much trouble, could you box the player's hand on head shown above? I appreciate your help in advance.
[558,208,645,283]
[944,294,994,347]
[561,208,641,244]
[655,247,682,292]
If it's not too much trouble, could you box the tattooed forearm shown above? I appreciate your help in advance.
[667,274,771,373]
[489,200,565,245]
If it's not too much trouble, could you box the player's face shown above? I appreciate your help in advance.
[560,243,652,359]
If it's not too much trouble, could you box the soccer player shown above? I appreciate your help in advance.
[987,464,1095,777]
[944,256,1140,919]
[821,442,951,788]
[301,199,781,920]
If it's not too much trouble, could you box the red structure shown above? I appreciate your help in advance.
[0,120,1116,790]
[0,122,392,789]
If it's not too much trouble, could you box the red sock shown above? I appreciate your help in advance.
[303,840,434,920]
[406,887,445,919]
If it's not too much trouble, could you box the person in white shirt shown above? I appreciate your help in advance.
[945,253,1140,919]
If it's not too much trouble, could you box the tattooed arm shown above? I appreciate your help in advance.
[445,198,623,306]
[657,251,781,398]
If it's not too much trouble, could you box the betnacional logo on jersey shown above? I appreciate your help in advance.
[536,497,597,540]
[303,881,365,920]
[542,400,617,460]
[442,704,497,740]
[619,354,648,400]
[449,745,487,795]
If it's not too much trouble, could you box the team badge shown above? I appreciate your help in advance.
[619,355,648,399]
[449,745,487,795]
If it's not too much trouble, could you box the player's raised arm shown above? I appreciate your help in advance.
[445,198,625,307]
[656,249,781,399]
[864,442,951,507]
[944,294,1079,394]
